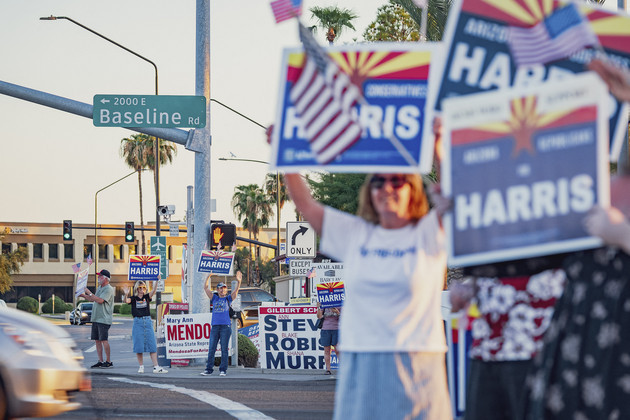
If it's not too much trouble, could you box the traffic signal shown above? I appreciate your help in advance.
[62,220,72,241]
[125,222,135,242]
[209,223,236,249]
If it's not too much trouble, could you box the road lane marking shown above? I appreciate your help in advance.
[108,377,275,420]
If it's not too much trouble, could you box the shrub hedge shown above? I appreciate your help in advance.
[16,296,38,314]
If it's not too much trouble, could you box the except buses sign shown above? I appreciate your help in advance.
[93,95,206,128]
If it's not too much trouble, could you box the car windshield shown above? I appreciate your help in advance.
[81,303,93,310]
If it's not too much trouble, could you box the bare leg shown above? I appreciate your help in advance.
[102,340,111,362]
[324,346,331,371]
[95,340,104,362]
[150,352,158,366]
[136,353,144,366]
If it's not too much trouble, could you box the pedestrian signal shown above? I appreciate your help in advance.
[209,223,236,249]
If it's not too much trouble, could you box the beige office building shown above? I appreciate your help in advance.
[1,222,281,304]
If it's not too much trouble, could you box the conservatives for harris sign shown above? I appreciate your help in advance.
[433,0,630,162]
[441,73,609,267]
[271,43,441,173]
[128,255,160,281]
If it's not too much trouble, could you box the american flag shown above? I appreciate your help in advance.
[306,267,316,279]
[507,3,598,67]
[290,23,363,165]
[270,0,302,24]
[87,253,93,266]
[71,262,81,273]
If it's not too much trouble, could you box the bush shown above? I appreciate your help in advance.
[41,296,67,314]
[238,333,258,367]
[16,296,38,314]
[113,304,121,314]
[119,303,131,315]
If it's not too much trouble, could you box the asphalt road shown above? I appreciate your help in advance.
[32,317,336,420]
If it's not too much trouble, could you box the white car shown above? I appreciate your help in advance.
[0,307,90,418]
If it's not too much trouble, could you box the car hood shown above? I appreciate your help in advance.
[0,307,72,341]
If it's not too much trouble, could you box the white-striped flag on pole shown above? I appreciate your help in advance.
[290,23,363,165]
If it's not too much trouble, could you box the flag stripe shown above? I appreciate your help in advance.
[270,0,302,23]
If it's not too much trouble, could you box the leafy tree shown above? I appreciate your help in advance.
[309,6,358,44]
[395,0,452,41]
[363,1,421,42]
[0,233,27,294]
[120,134,177,254]
[307,173,366,215]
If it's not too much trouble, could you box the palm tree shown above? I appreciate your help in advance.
[231,184,273,259]
[309,6,358,44]
[263,173,289,215]
[120,134,177,254]
[395,0,452,41]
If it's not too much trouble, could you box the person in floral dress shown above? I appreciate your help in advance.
[451,257,566,420]
[523,169,630,420]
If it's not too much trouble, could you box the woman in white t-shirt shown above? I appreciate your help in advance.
[285,173,451,420]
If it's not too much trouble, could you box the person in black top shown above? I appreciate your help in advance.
[123,278,167,374]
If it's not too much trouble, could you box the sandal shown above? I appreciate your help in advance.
[325,370,332,375]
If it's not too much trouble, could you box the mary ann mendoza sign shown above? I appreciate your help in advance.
[433,0,630,161]
[271,43,441,173]
[441,73,610,267]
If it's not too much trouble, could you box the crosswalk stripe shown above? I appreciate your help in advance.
[108,377,275,420]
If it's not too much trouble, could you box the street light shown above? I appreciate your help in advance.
[40,15,163,247]
[94,170,141,288]
[219,157,281,275]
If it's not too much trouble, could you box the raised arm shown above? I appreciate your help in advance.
[203,272,214,299]
[231,271,242,300]
[285,173,325,235]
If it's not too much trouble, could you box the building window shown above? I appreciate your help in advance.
[33,243,43,260]
[64,243,74,260]
[49,243,59,260]
[113,245,124,261]
[2,243,10,255]
[83,244,93,261]
[17,243,28,259]
[99,244,107,261]
[128,245,137,256]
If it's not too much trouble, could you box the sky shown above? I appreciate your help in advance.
[0,0,624,228]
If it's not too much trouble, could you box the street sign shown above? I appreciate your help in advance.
[169,223,179,237]
[289,259,312,277]
[150,236,168,279]
[286,221,316,258]
[93,95,206,128]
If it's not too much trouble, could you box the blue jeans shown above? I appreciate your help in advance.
[205,324,231,373]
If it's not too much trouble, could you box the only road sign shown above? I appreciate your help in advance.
[93,95,206,128]
[286,221,316,258]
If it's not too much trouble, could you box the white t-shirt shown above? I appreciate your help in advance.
[320,207,447,353]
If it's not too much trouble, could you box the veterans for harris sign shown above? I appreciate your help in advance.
[128,255,161,281]
[197,250,235,275]
[433,0,630,162]
[271,43,441,174]
[441,73,610,267]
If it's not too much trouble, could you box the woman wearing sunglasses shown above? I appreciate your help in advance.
[122,279,167,374]
[285,172,451,420]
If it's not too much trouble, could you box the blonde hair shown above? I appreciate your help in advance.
[357,173,430,224]
[134,281,148,296]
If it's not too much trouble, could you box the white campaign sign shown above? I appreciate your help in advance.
[164,313,232,359]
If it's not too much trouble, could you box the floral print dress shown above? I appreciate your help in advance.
[524,247,630,420]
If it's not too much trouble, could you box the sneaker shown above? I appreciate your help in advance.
[138,366,144,373]
[90,361,103,369]
[153,366,168,374]
[101,361,113,369]
[219,371,226,377]
[200,370,212,376]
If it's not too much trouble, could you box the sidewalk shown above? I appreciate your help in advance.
[45,315,337,382]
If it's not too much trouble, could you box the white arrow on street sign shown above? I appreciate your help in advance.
[286,221,316,258]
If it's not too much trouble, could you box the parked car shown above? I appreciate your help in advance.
[69,302,93,325]
[236,287,280,328]
[0,306,90,419]
[0,300,6,309]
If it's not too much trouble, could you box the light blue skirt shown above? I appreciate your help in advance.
[333,352,452,420]
[132,316,157,353]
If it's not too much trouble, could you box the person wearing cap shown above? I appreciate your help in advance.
[80,269,115,368]
[122,277,167,374]
[201,270,242,377]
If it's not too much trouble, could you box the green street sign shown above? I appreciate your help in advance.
[93,95,206,128]
[150,236,168,279]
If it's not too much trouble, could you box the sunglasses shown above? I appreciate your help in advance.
[369,175,408,190]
